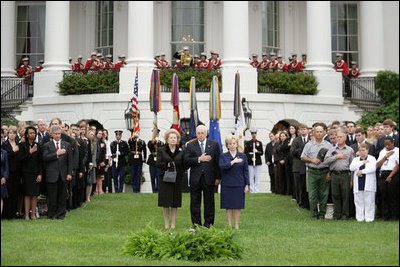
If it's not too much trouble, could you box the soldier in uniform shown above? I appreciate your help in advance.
[193,54,200,69]
[173,46,193,69]
[244,129,264,193]
[96,53,104,70]
[276,55,288,72]
[208,50,221,69]
[348,61,360,78]
[128,134,147,193]
[160,53,170,69]
[34,59,44,72]
[334,53,348,76]
[199,52,209,69]
[267,52,277,71]
[18,57,33,87]
[300,53,307,71]
[287,56,293,67]
[74,56,85,72]
[258,52,269,71]
[147,129,164,193]
[104,54,114,69]
[288,53,301,73]
[110,130,129,193]
[154,54,162,68]
[85,52,98,70]
[250,53,259,68]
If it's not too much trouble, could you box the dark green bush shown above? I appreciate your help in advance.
[357,98,399,129]
[160,68,222,90]
[375,71,399,104]
[258,72,318,95]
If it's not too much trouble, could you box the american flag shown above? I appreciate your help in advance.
[131,67,140,136]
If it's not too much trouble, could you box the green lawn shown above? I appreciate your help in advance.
[1,193,398,266]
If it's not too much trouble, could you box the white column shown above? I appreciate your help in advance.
[222,1,257,95]
[126,1,154,68]
[42,1,70,71]
[360,1,384,77]
[306,1,333,72]
[1,1,16,76]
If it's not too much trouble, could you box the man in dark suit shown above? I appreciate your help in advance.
[375,119,399,158]
[184,125,221,228]
[345,121,357,146]
[36,119,50,143]
[265,132,276,193]
[350,128,375,157]
[290,123,310,209]
[42,125,73,220]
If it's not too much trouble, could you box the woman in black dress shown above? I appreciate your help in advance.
[156,129,185,229]
[275,131,290,195]
[95,129,107,195]
[18,126,42,220]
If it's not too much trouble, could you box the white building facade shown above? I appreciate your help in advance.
[1,1,399,192]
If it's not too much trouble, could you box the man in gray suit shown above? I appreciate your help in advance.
[42,126,73,220]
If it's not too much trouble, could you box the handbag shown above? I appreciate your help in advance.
[163,162,177,183]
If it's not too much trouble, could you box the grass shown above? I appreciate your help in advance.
[1,193,399,266]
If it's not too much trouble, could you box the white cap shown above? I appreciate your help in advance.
[160,52,166,56]
[183,46,189,50]
[91,52,97,56]
[201,52,207,57]
[250,129,257,134]
[77,55,83,59]
[194,54,199,58]
[106,54,112,58]
[22,57,29,61]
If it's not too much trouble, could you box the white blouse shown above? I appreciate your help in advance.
[349,155,377,193]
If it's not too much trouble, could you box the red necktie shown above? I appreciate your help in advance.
[56,141,60,159]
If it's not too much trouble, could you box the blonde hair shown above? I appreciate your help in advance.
[8,126,17,135]
[225,135,238,148]
[164,129,181,143]
[359,143,369,151]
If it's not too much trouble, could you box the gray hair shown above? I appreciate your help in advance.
[50,125,62,134]
[196,125,208,132]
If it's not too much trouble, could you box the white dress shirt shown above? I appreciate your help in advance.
[377,147,399,171]
[350,155,377,193]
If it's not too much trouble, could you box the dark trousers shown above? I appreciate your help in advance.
[285,163,294,197]
[73,171,85,208]
[190,174,215,227]
[278,163,287,195]
[379,171,399,220]
[3,171,21,219]
[268,165,275,193]
[331,172,351,219]
[293,172,308,208]
[47,177,67,219]
[112,165,125,193]
[149,165,160,193]
[130,164,142,193]
[102,168,112,193]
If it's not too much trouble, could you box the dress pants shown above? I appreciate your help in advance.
[379,171,399,220]
[268,165,275,193]
[354,191,375,222]
[47,176,67,219]
[308,168,329,219]
[112,165,125,193]
[130,164,142,193]
[331,172,351,219]
[190,174,215,227]
[248,165,261,193]
[293,172,308,208]
[149,165,160,193]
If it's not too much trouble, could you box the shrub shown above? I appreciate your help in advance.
[123,224,243,261]
[159,68,222,91]
[357,98,399,130]
[258,72,318,95]
[375,71,399,104]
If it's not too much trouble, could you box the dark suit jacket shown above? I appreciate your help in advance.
[244,139,263,166]
[17,142,43,174]
[184,139,221,186]
[265,141,276,175]
[346,134,357,147]
[350,141,375,157]
[290,136,308,174]
[375,134,399,158]
[42,140,73,183]
[1,149,9,179]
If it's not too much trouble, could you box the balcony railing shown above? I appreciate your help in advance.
[1,76,28,119]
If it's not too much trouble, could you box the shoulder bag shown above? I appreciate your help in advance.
[163,162,177,183]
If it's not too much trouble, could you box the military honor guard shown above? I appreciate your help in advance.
[104,55,114,69]
[154,54,162,68]
[74,56,85,72]
[258,52,269,71]
[276,55,288,72]
[96,53,104,69]
[348,61,360,78]
[208,50,222,69]
[334,53,348,76]
[250,54,259,68]
[288,53,301,72]
[18,57,33,86]
[85,52,98,70]
[160,53,170,68]
[147,129,165,193]
[128,134,147,193]
[193,54,201,68]
[267,52,277,71]
[173,46,193,69]
[300,53,307,71]
[199,52,209,69]
[34,59,44,72]
[110,130,129,193]
[244,129,264,193]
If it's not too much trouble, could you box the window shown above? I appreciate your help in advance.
[262,1,280,55]
[171,1,204,66]
[331,2,359,65]
[16,5,46,71]
[95,1,113,56]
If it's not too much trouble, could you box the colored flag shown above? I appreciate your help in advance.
[189,76,200,141]
[208,76,222,152]
[130,67,140,139]
[171,73,181,133]
[234,72,246,152]
[150,69,162,141]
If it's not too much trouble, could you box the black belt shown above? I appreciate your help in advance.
[331,170,350,175]
[309,167,328,171]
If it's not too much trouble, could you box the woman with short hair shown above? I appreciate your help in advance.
[156,129,185,229]
[219,135,250,229]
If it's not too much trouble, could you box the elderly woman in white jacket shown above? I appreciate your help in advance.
[350,143,377,222]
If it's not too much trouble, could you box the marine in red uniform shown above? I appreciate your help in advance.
[208,50,221,69]
[276,55,288,72]
[160,53,170,69]
[104,54,114,69]
[85,52,98,70]
[348,61,360,78]
[258,53,269,71]
[154,54,162,68]
[250,53,259,68]
[34,59,44,72]
[334,53,348,76]
[300,53,307,71]
[267,52,277,71]
[74,56,85,72]
[199,52,209,69]
[288,53,302,72]
[96,53,104,70]
[18,57,33,85]
[193,54,201,68]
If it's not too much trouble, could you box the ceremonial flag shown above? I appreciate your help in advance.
[150,69,162,141]
[171,73,181,133]
[208,76,222,152]
[130,67,140,139]
[189,76,200,141]
[234,72,246,152]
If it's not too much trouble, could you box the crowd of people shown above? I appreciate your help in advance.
[1,117,398,228]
